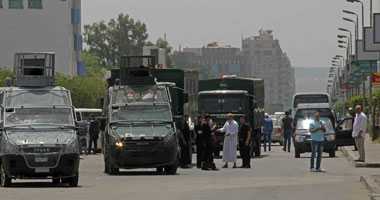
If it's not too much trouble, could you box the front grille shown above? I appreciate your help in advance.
[24,153,60,168]
[22,147,61,154]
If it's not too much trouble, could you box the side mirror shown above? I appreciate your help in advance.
[183,93,189,104]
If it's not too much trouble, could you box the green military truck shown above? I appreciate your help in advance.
[198,76,265,157]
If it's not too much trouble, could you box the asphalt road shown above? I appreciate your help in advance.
[1,145,376,200]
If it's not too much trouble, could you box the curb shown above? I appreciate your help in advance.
[361,176,380,200]
[340,147,380,168]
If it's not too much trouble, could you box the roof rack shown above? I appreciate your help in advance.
[13,52,55,87]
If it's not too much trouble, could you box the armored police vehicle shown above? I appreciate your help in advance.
[198,76,265,157]
[103,56,181,175]
[0,53,79,187]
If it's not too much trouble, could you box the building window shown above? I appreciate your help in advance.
[264,50,273,56]
[0,0,3,8]
[9,0,23,9]
[28,0,43,9]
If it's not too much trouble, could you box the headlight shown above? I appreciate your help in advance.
[294,136,305,142]
[115,141,124,148]
[64,136,79,153]
[326,135,335,141]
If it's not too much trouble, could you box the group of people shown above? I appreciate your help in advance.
[78,114,101,155]
[180,113,253,171]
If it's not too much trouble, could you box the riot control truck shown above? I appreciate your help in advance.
[103,56,187,175]
[198,76,265,157]
[0,53,79,187]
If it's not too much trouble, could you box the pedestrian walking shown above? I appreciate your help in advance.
[309,112,326,172]
[195,116,204,168]
[238,116,251,168]
[180,115,191,168]
[217,113,239,169]
[281,111,293,152]
[88,114,100,155]
[263,113,273,152]
[352,105,367,162]
[76,121,88,155]
[201,115,218,171]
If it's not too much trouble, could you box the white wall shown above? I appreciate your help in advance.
[0,0,76,76]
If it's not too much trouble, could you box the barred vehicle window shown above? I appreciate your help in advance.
[28,0,42,9]
[9,0,23,9]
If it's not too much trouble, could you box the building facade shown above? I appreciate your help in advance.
[0,0,84,76]
[183,42,252,79]
[242,30,295,112]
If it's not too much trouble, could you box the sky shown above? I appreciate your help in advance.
[82,0,380,68]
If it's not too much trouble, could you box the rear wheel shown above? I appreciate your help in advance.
[329,150,336,158]
[156,167,163,173]
[164,165,177,175]
[295,149,300,158]
[52,178,61,184]
[0,163,11,187]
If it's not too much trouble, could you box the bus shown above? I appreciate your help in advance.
[291,93,332,118]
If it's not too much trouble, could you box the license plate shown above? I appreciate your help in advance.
[35,168,49,173]
[35,157,48,163]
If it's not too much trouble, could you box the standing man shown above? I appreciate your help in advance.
[238,116,251,168]
[195,116,204,168]
[263,113,273,152]
[352,105,367,162]
[217,113,239,168]
[201,115,218,171]
[180,115,191,168]
[88,114,100,155]
[309,112,326,172]
[281,111,293,152]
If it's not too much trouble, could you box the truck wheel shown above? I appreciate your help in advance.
[164,165,177,175]
[68,173,79,187]
[108,162,119,175]
[295,149,300,158]
[156,167,163,173]
[329,150,336,158]
[52,178,61,184]
[0,163,11,187]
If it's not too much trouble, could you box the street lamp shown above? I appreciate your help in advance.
[343,17,358,40]
[338,31,352,54]
[346,0,365,28]
[343,10,359,34]
[338,40,347,44]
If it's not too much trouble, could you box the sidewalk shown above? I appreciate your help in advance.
[341,135,380,168]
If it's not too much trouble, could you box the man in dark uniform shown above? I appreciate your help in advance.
[88,114,100,155]
[180,115,191,168]
[201,115,218,171]
[239,116,251,168]
[194,116,204,168]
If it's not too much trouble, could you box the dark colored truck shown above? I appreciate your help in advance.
[198,76,265,157]
[103,56,188,174]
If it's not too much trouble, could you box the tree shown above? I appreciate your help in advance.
[55,74,106,108]
[83,13,149,68]
[82,51,106,78]
[0,69,13,87]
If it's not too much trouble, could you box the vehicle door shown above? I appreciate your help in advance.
[335,117,354,141]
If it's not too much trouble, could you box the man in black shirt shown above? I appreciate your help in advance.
[180,115,191,168]
[194,116,204,168]
[88,114,100,155]
[201,115,218,171]
[239,116,251,168]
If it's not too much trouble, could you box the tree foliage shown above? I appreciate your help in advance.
[82,51,106,78]
[55,73,106,108]
[0,69,13,87]
[83,13,149,68]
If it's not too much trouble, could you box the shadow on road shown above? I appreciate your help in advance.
[111,171,179,176]
[6,182,81,188]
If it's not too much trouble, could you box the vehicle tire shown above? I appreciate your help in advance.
[104,151,109,174]
[295,149,300,158]
[105,152,119,175]
[213,149,220,157]
[52,178,61,184]
[156,167,163,173]
[68,173,79,187]
[329,150,336,158]
[164,165,177,175]
[0,163,11,187]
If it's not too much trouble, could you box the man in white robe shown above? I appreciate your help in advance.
[217,113,239,168]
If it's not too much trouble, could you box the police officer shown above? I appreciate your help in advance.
[201,115,218,171]
[88,114,100,155]
[238,116,251,168]
[194,116,204,168]
[180,115,191,168]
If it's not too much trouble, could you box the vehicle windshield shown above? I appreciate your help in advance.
[296,118,334,132]
[111,104,172,122]
[5,108,74,126]
[199,94,245,114]
[112,124,173,137]
[295,108,333,119]
[294,94,329,109]
[5,90,71,106]
[111,85,168,104]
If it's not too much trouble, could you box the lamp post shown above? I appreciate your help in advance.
[338,31,352,55]
[346,0,365,30]
[343,17,358,41]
